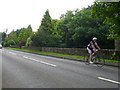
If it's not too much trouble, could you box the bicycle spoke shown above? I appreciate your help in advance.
[95,58,105,67]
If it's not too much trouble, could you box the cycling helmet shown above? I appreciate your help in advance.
[93,37,97,40]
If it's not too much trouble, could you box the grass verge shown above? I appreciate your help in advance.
[4,47,120,63]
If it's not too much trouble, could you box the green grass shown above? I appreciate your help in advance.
[38,52,84,58]
[5,47,38,52]
[5,47,84,58]
[100,59,120,63]
[4,47,120,63]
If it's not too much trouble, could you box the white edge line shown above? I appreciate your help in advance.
[23,56,56,67]
[8,52,17,55]
[98,77,120,84]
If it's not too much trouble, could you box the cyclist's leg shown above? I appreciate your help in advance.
[90,49,95,63]
[87,47,93,62]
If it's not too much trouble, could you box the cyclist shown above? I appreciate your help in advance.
[87,37,101,63]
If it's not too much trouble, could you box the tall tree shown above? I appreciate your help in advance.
[91,2,120,50]
[71,8,114,48]
[18,25,32,42]
[16,29,21,38]
[1,32,6,41]
[17,28,26,41]
[63,10,75,47]
[38,9,53,34]
[23,25,32,40]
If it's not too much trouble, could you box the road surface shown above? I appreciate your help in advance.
[1,49,119,88]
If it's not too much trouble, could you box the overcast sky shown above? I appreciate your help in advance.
[0,0,95,33]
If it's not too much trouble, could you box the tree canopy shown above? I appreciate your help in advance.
[2,3,119,49]
[91,2,120,39]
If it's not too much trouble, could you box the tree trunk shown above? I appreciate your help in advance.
[115,39,120,51]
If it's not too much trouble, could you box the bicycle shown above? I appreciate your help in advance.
[84,50,105,67]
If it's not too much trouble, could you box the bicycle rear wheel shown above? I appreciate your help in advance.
[94,57,105,67]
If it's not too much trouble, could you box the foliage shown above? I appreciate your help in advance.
[2,25,33,46]
[26,37,32,47]
[3,6,116,49]
[7,40,16,46]
[18,25,32,41]
[91,2,120,39]
[19,40,26,48]
[2,32,6,41]
[31,30,58,47]
[38,9,53,34]
[54,9,114,48]
[5,30,17,44]
[2,40,16,47]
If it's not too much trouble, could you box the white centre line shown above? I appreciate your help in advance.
[98,77,120,85]
[23,56,57,67]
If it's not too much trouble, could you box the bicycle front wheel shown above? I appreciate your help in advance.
[94,58,105,67]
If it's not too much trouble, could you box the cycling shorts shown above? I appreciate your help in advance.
[87,47,94,54]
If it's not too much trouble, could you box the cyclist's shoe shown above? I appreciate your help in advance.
[90,61,93,64]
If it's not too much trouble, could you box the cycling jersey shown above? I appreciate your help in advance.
[87,41,98,49]
[87,41,98,54]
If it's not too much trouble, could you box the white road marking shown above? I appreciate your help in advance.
[98,77,120,84]
[23,56,57,67]
[8,52,17,55]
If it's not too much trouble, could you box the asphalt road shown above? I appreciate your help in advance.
[1,49,119,88]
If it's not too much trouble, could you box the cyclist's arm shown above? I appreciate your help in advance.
[96,45,101,50]
[95,42,101,50]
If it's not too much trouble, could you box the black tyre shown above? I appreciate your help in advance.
[94,56,105,67]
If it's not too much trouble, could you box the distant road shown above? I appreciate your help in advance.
[2,49,119,88]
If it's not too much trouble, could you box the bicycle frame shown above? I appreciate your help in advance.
[84,50,105,67]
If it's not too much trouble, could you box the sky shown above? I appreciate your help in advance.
[0,0,95,33]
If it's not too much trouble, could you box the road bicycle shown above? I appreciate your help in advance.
[84,50,105,67]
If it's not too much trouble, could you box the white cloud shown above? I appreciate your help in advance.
[0,0,95,33]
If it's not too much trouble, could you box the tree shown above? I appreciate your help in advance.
[91,2,120,50]
[4,5,115,49]
[33,9,59,47]
[5,30,17,45]
[53,18,67,47]
[16,29,21,38]
[18,25,32,42]
[19,40,26,48]
[51,19,62,46]
[23,25,32,40]
[26,37,32,47]
[2,32,7,41]
[70,8,112,48]
[17,28,26,41]
[31,31,47,47]
[38,9,53,34]
[53,11,75,47]
[7,40,16,46]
